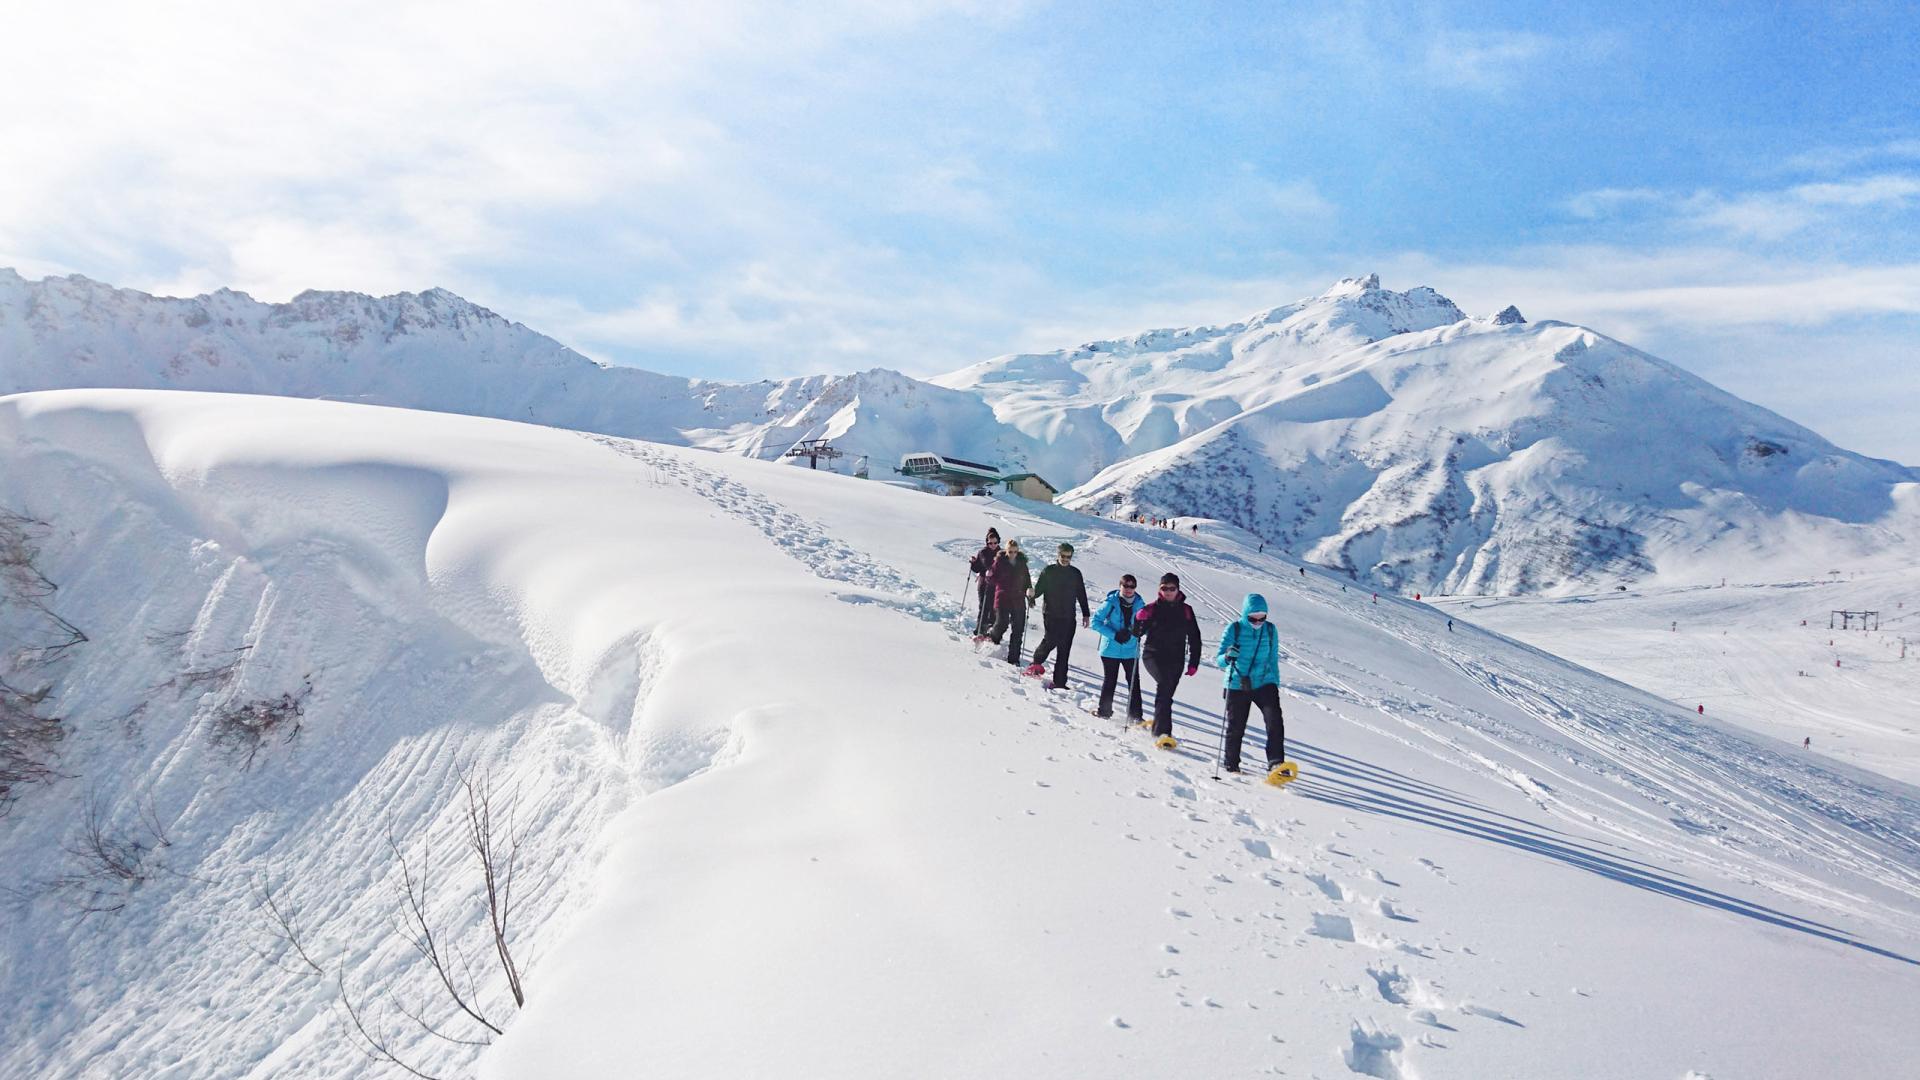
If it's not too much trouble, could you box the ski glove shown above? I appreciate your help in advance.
[1185,665,1198,677]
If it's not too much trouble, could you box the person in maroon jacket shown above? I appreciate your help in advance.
[1133,572,1203,741]
[967,528,1001,638]
[986,540,1032,665]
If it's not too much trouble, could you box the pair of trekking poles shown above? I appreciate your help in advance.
[963,566,1252,783]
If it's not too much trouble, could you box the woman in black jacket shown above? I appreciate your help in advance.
[1132,572,1203,746]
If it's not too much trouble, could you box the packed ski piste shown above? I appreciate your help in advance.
[4,392,1919,1080]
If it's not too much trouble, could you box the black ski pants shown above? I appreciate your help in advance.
[990,603,1026,665]
[974,583,996,637]
[1097,656,1142,719]
[1144,651,1185,738]
[1030,614,1077,688]
[1224,682,1284,770]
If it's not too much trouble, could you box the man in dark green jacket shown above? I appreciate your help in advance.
[1025,542,1090,688]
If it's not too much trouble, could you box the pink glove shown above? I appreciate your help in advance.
[1184,665,1198,677]
[1135,607,1151,622]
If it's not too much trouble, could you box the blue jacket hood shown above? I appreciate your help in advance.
[1242,593,1268,618]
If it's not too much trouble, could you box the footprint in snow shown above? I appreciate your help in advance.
[1377,899,1417,922]
[1309,913,1356,941]
[1305,872,1345,901]
[1461,1003,1524,1027]
[1344,1024,1410,1080]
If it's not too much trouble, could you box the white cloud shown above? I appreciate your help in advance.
[1780,138,1920,174]
[0,0,995,299]
[1422,31,1554,90]
[1567,174,1920,241]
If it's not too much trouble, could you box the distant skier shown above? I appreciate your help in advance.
[1191,524,1198,535]
[1215,593,1286,775]
[1090,574,1145,721]
[1803,736,1811,749]
[968,529,1001,638]
[1135,573,1203,746]
[987,540,1032,665]
[1298,567,1304,577]
[1026,543,1091,689]
[1447,618,1454,632]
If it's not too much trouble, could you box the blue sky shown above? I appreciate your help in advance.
[5,0,1918,459]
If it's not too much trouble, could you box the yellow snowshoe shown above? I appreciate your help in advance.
[1265,761,1299,787]
[1154,735,1178,751]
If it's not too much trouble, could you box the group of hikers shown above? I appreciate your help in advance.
[966,527,1290,776]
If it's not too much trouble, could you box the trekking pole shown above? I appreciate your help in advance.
[1211,688,1229,781]
[960,570,974,625]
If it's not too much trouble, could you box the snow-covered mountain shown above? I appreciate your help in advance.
[4,388,1919,1079]
[6,268,1915,595]
[937,276,1919,594]
[0,268,1028,477]
[1057,309,1920,593]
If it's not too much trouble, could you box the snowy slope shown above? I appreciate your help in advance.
[1056,310,1920,594]
[1437,572,1920,787]
[0,269,1027,479]
[4,389,1918,1079]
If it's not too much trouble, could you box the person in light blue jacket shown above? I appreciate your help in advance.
[1214,593,1284,774]
[1089,574,1144,721]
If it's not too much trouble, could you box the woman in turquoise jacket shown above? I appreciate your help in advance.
[1214,593,1287,774]
[1089,574,1144,721]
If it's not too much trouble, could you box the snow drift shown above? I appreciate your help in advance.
[4,389,1918,1079]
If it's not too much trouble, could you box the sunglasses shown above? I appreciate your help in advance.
[1158,585,1177,593]
[1249,613,1267,622]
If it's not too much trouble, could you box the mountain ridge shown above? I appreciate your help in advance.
[4,267,1911,594]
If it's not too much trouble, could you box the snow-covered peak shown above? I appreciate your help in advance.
[1246,276,1466,343]
[1492,304,1527,325]
[1317,271,1382,296]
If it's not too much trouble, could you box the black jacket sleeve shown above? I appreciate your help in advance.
[1076,568,1090,618]
[1184,604,1203,667]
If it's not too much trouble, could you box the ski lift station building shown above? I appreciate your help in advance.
[999,472,1059,502]
[896,453,1059,504]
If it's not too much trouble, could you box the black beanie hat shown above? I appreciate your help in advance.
[1160,572,1180,587]
[986,527,1000,542]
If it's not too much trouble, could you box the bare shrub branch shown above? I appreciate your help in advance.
[149,645,252,698]
[252,764,540,1074]
[250,870,325,977]
[206,676,310,769]
[0,509,89,664]
[339,972,447,1080]
[462,767,527,1009]
[0,509,86,812]
[1,675,67,812]
[387,821,505,1037]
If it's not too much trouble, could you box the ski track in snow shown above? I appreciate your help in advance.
[1116,529,1920,938]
